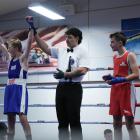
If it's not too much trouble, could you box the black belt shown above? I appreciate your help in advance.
[58,82,81,85]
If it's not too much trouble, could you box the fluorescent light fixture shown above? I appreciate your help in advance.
[28,5,65,20]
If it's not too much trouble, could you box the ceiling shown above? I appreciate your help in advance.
[0,0,46,16]
[0,0,140,16]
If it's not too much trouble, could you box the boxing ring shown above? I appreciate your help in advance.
[0,67,140,125]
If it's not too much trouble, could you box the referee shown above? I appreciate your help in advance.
[26,18,89,140]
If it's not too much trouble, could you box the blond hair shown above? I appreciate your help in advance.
[8,38,22,52]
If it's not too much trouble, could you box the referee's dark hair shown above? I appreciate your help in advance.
[65,27,83,44]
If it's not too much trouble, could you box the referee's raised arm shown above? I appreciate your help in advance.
[34,33,51,56]
[25,16,51,56]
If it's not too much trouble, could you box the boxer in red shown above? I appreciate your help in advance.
[103,32,139,140]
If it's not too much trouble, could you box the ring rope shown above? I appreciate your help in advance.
[0,103,139,107]
[0,84,139,90]
[0,120,140,125]
[24,83,140,89]
[0,66,139,76]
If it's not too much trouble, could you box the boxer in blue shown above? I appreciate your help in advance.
[0,22,33,140]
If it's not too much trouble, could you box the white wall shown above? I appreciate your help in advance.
[0,0,140,140]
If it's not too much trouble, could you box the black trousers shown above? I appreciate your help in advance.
[56,82,83,140]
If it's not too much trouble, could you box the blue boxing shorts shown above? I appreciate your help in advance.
[4,79,28,115]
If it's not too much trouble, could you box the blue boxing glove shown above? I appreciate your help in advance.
[25,16,37,35]
[102,74,114,81]
[109,77,128,85]
[53,69,65,79]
